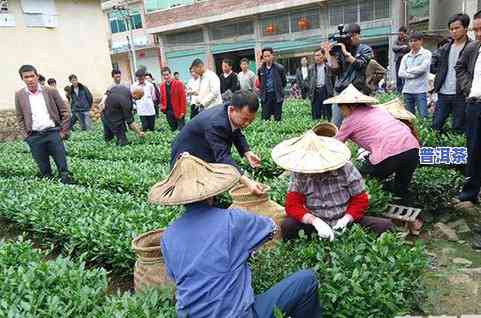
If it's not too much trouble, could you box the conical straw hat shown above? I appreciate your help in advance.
[271,130,351,174]
[149,153,240,205]
[374,98,416,122]
[324,84,378,105]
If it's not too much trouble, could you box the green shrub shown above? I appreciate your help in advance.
[410,167,464,211]
[0,241,176,317]
[251,226,427,318]
[0,177,180,275]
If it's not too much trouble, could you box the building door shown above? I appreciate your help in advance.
[213,49,256,75]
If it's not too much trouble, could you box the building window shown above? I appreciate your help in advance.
[261,13,290,36]
[290,8,321,33]
[210,20,254,40]
[165,29,204,45]
[109,9,142,34]
[144,0,206,12]
[329,0,390,25]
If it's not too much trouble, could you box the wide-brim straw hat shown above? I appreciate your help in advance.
[312,122,338,137]
[271,130,351,174]
[323,84,378,105]
[374,98,416,122]
[149,153,240,205]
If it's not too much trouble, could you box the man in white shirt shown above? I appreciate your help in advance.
[15,64,72,184]
[186,67,201,119]
[190,58,222,111]
[237,58,256,92]
[132,69,157,131]
[398,32,432,118]
[295,57,310,99]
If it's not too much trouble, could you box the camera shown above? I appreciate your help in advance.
[328,24,352,56]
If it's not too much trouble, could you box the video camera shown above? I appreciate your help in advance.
[328,24,352,56]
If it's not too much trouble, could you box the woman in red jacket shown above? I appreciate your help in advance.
[272,131,393,241]
[160,67,187,131]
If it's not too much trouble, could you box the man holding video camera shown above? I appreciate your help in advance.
[322,23,374,127]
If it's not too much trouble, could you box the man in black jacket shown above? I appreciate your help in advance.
[392,26,410,93]
[295,57,310,99]
[454,10,481,207]
[68,74,93,131]
[308,48,334,120]
[257,48,287,121]
[220,59,240,102]
[322,23,374,127]
[432,13,471,134]
[171,90,264,195]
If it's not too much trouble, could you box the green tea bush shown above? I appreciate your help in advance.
[0,241,176,317]
[0,177,180,275]
[251,226,427,318]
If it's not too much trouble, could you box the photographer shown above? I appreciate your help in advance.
[322,23,374,127]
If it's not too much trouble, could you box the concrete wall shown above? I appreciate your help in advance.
[0,0,112,110]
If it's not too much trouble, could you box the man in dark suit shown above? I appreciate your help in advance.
[15,64,72,184]
[171,90,264,195]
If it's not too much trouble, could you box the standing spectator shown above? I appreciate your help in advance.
[220,59,240,102]
[398,32,432,119]
[47,78,57,89]
[186,67,201,119]
[133,69,157,131]
[295,57,310,99]
[190,58,222,110]
[160,67,187,131]
[238,58,256,91]
[392,26,411,93]
[15,65,72,184]
[145,72,161,119]
[102,87,145,146]
[257,47,287,121]
[68,74,93,131]
[38,74,46,86]
[174,72,181,81]
[453,10,481,208]
[309,48,334,120]
[432,13,471,134]
[99,70,131,112]
[322,23,374,127]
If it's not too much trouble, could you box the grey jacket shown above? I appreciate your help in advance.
[308,63,334,100]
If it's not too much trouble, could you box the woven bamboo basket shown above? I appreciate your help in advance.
[131,229,173,292]
[229,183,285,241]
[312,122,338,137]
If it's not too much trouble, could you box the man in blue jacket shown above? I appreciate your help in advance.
[171,90,264,195]
[149,153,322,318]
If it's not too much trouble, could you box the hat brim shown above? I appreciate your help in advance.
[323,95,379,105]
[148,156,241,205]
[272,134,351,174]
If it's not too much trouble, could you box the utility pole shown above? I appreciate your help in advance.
[113,2,137,82]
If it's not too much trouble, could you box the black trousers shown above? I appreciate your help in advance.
[359,148,419,196]
[432,93,466,134]
[101,116,128,146]
[301,85,310,99]
[139,115,156,131]
[458,101,481,202]
[166,111,185,131]
[311,86,330,120]
[262,92,283,121]
[25,129,69,177]
[395,58,404,94]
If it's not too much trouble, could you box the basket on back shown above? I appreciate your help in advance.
[131,229,174,292]
[229,183,285,241]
